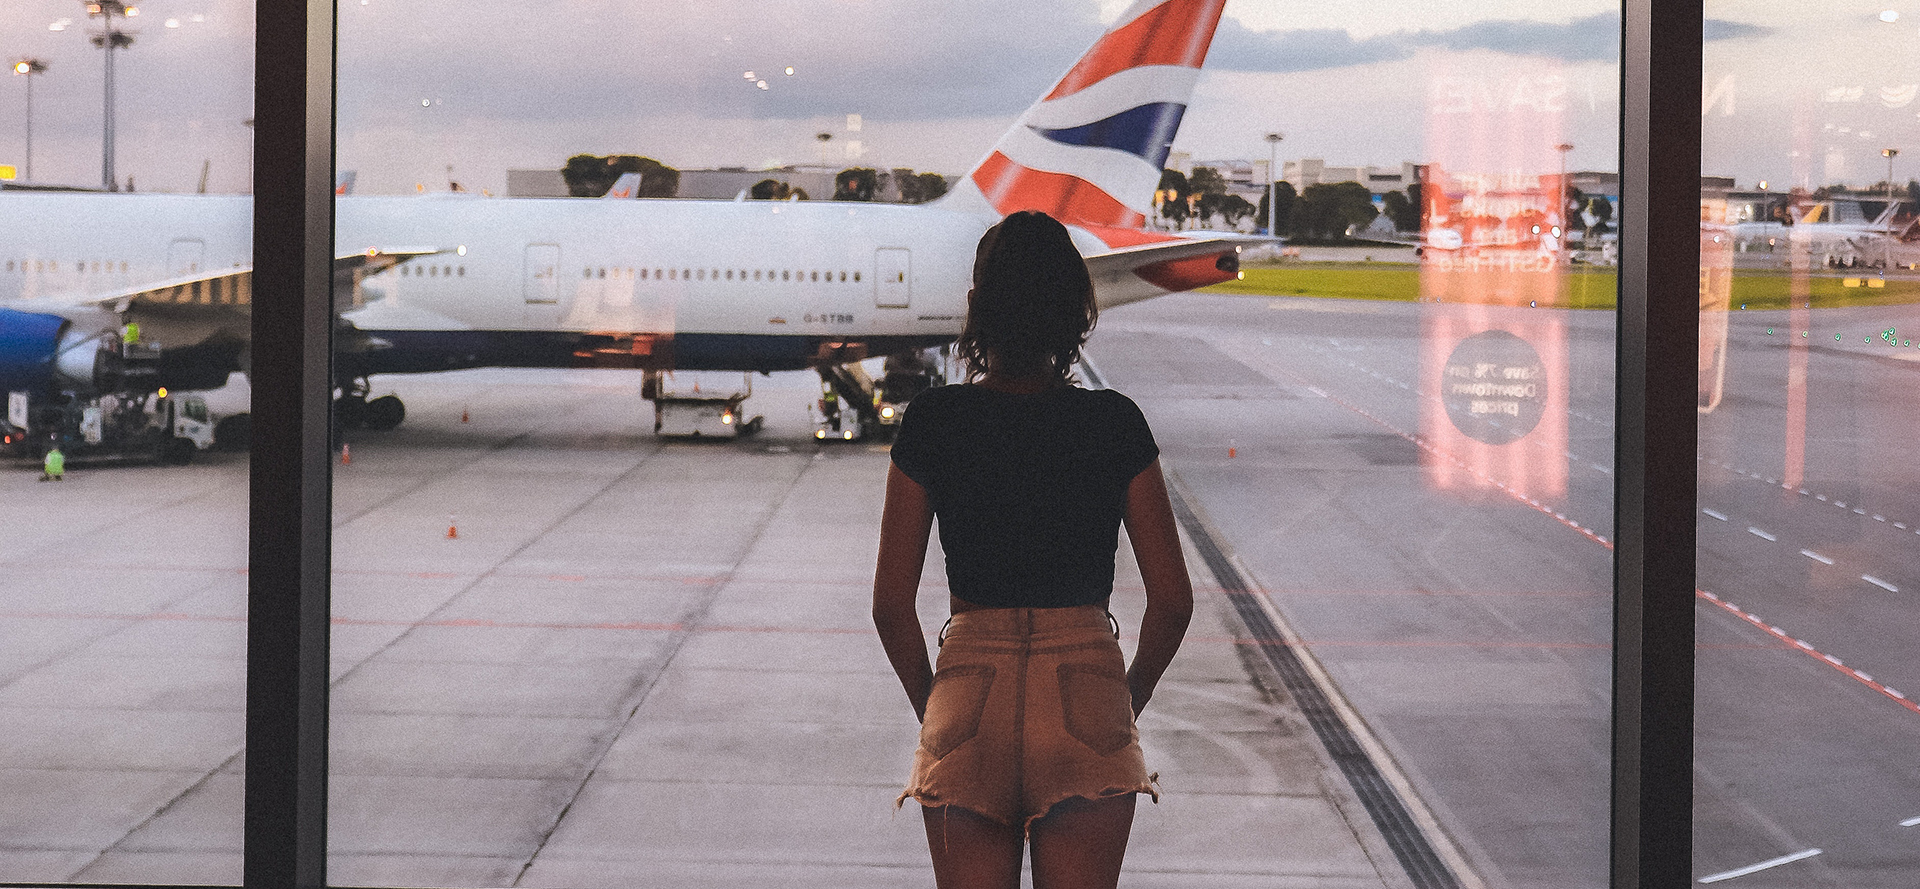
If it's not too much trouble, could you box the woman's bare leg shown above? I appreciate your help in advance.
[923,804,1023,889]
[1028,794,1136,889]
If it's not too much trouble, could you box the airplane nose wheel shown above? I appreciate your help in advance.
[363,395,405,431]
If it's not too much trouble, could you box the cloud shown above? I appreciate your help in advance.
[1206,19,1409,73]
[1208,13,1774,73]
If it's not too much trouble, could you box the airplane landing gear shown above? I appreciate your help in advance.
[334,379,406,431]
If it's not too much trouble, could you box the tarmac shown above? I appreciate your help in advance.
[0,360,1461,887]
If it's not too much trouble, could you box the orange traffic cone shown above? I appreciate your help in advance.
[340,443,351,465]
[461,408,470,423]
[1228,438,1237,459]
[446,515,459,539]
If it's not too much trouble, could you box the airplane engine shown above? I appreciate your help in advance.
[0,308,108,397]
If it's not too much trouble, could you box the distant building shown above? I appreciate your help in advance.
[1281,158,1425,197]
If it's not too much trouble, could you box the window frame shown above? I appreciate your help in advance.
[150,3,1707,888]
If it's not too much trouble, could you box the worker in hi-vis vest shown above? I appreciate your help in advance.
[40,446,65,482]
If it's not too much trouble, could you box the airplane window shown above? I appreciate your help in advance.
[698,269,706,280]
[430,266,438,277]
[458,267,465,276]
[583,268,592,279]
[725,269,733,280]
[839,271,846,282]
[853,271,861,282]
[4,261,11,272]
[640,269,648,279]
[711,268,719,279]
[121,261,129,272]
[781,270,789,281]
[598,268,607,279]
[670,269,677,280]
[809,271,818,282]
[683,268,691,279]
[93,261,102,273]
[655,268,662,278]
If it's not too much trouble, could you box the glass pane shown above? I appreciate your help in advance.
[0,1,254,883]
[1698,5,1920,885]
[329,2,1617,887]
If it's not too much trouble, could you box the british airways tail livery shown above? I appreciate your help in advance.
[0,0,1237,447]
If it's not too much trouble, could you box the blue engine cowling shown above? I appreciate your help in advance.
[0,307,106,396]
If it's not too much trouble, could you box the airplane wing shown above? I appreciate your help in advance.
[80,247,443,315]
[1082,235,1242,309]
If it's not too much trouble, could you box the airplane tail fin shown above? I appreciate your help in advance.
[604,172,644,199]
[938,0,1227,231]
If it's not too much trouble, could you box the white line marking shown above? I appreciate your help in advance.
[1874,515,1886,522]
[1698,849,1823,883]
[1854,670,1875,682]
[1798,488,1810,496]
[1901,816,1920,827]
[1748,527,1777,541]
[1822,654,1843,666]
[1801,550,1835,565]
[1864,575,1899,593]
[1703,508,1729,521]
[1854,508,1867,516]
[1890,687,1907,699]
[1837,501,1849,508]
[1816,494,1829,501]
[1897,523,1909,530]
[1765,478,1778,485]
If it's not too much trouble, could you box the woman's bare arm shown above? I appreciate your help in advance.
[1122,459,1194,716]
[873,463,937,721]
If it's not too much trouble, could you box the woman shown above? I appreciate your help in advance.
[872,210,1194,889]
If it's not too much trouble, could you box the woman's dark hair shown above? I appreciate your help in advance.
[956,211,1098,384]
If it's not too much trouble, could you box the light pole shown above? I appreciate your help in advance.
[12,59,46,182]
[1883,148,1899,267]
[1883,148,1899,208]
[1555,142,1575,254]
[1264,132,1283,237]
[85,1,138,191]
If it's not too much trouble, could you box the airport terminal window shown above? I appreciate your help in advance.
[0,1,1682,887]
[1692,6,1920,884]
[0,0,254,881]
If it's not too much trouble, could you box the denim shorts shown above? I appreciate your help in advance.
[898,605,1158,831]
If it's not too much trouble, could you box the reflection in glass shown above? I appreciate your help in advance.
[1697,5,1920,885]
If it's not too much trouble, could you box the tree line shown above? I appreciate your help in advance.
[558,155,948,204]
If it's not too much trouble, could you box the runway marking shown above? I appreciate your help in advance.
[1698,849,1822,883]
[1747,527,1777,541]
[1800,550,1835,565]
[1901,816,1920,827]
[1703,508,1729,521]
[1259,342,1920,722]
[1863,575,1899,592]
[1699,590,1920,716]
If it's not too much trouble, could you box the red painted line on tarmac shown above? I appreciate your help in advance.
[1696,590,1920,716]
[1283,364,1920,720]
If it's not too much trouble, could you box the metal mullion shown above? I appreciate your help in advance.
[1613,1,1700,886]
[245,2,335,888]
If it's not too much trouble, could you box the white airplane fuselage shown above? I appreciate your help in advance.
[1,191,999,374]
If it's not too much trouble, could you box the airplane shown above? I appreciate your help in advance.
[1730,198,1920,268]
[0,0,1241,457]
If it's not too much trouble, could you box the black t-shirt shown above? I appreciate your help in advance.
[889,383,1160,608]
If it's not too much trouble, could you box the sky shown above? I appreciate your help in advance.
[0,1,1901,196]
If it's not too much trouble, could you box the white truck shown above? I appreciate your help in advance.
[6,388,216,465]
